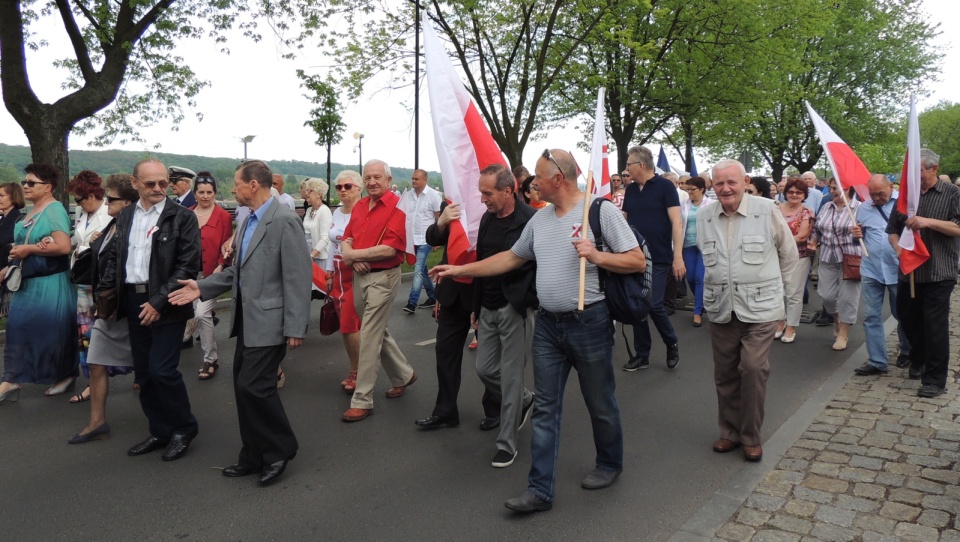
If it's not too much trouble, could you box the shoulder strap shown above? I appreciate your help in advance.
[877,198,894,222]
[588,197,608,292]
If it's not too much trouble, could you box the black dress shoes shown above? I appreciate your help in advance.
[479,416,500,431]
[161,432,196,461]
[918,385,945,398]
[223,464,259,478]
[854,364,887,376]
[415,416,460,429]
[895,353,911,368]
[127,435,169,456]
[504,491,552,513]
[908,365,925,380]
[259,459,289,486]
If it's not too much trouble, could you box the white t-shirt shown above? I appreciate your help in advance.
[325,207,351,271]
[409,186,442,245]
[512,195,639,313]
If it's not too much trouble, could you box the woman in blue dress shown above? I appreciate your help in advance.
[0,164,78,402]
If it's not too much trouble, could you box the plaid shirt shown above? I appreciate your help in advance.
[887,180,960,283]
[813,199,862,264]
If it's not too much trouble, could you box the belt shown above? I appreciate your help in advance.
[537,300,604,321]
[126,283,149,294]
[368,266,399,273]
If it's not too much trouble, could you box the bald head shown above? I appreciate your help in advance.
[867,173,892,206]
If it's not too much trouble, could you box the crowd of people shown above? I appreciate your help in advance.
[0,145,957,510]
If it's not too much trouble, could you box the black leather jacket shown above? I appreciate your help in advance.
[97,198,201,324]
[472,195,538,317]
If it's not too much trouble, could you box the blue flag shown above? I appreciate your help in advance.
[657,147,671,173]
[690,153,698,176]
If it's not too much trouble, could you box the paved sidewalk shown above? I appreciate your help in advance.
[674,287,960,542]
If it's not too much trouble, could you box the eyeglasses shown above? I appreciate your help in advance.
[106,196,125,203]
[139,180,170,190]
[21,180,48,188]
[626,161,642,167]
[541,149,562,176]
[335,183,355,191]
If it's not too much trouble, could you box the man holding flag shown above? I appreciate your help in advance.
[887,148,960,398]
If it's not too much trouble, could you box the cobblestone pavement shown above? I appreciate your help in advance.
[715,288,960,542]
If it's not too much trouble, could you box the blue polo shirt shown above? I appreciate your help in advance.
[622,174,680,263]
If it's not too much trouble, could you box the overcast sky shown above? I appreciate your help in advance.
[0,0,957,178]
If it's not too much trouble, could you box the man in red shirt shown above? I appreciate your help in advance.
[340,159,417,422]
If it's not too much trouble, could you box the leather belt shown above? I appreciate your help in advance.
[127,283,149,294]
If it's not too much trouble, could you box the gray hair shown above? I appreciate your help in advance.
[335,170,362,185]
[663,171,679,183]
[301,177,329,198]
[626,146,655,170]
[364,159,391,178]
[801,171,817,181]
[920,148,940,169]
[711,159,747,178]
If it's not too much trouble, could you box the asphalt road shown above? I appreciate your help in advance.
[0,278,872,541]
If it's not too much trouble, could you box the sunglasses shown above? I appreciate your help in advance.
[195,176,216,185]
[541,149,562,176]
[106,196,126,203]
[140,180,170,190]
[74,196,86,204]
[335,183,355,191]
[21,180,48,188]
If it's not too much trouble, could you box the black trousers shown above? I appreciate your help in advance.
[125,288,198,439]
[234,293,298,468]
[433,299,498,419]
[897,279,955,389]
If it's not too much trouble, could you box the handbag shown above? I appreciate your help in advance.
[318,297,340,336]
[4,263,22,292]
[94,287,119,321]
[70,248,94,285]
[842,253,862,281]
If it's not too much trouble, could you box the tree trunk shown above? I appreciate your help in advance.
[684,122,694,174]
[24,118,71,205]
[326,143,333,203]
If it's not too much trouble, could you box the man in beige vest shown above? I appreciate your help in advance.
[697,159,798,462]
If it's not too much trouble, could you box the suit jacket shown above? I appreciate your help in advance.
[176,191,197,208]
[98,198,201,324]
[425,201,473,313]
[0,209,23,269]
[197,197,312,347]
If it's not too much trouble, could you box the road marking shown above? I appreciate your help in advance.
[416,338,437,346]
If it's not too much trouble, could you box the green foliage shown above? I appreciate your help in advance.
[919,101,960,179]
[0,162,19,183]
[297,70,346,149]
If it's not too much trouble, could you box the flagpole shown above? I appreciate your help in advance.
[578,171,595,310]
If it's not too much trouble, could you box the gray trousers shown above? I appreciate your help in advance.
[476,304,534,455]
[817,261,861,325]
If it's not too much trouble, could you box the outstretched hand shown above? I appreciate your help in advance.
[168,279,201,306]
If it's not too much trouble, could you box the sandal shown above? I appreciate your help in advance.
[277,369,286,389]
[832,336,848,351]
[342,371,358,394]
[198,361,219,381]
[69,385,91,404]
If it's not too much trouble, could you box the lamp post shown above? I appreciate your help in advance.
[353,132,364,171]
[241,135,256,160]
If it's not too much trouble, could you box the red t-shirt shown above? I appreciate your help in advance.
[343,191,407,269]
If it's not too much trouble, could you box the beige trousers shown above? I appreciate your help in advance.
[710,315,776,446]
[351,267,414,409]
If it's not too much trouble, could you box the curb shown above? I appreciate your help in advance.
[668,314,900,542]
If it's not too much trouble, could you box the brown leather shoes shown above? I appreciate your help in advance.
[743,445,763,462]
[341,408,373,422]
[712,438,740,453]
[386,372,418,398]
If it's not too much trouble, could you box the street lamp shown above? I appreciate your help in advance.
[353,132,364,171]
[241,135,256,160]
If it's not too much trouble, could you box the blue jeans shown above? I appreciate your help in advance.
[528,302,623,502]
[862,277,910,371]
[682,246,705,316]
[632,262,679,357]
[407,244,436,306]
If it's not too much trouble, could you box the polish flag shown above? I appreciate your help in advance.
[806,102,871,201]
[588,88,611,199]
[423,22,507,266]
[896,94,930,275]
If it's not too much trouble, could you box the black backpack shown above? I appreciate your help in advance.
[588,198,653,325]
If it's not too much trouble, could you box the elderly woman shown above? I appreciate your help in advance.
[809,178,862,351]
[0,182,25,271]
[610,174,626,210]
[680,176,715,327]
[67,175,139,443]
[191,171,233,380]
[776,177,816,343]
[301,177,334,282]
[66,170,110,403]
[0,164,78,402]
[326,170,364,392]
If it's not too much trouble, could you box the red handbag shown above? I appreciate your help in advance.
[319,297,340,336]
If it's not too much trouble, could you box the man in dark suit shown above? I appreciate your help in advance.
[98,158,201,461]
[170,159,312,486]
[169,166,197,208]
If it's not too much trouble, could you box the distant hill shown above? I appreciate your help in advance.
[0,143,441,192]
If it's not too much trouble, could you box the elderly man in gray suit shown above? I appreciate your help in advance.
[170,159,312,486]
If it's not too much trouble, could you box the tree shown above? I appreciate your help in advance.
[0,0,311,202]
[298,70,346,203]
[311,0,614,168]
[700,0,939,181]
[919,101,960,179]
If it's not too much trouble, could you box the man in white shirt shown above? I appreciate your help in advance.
[271,174,297,211]
[403,169,442,313]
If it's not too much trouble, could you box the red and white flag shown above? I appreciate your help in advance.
[806,102,871,201]
[423,22,507,266]
[896,94,930,274]
[588,88,611,199]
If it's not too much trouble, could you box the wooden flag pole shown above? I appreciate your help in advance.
[910,271,915,298]
[837,186,869,258]
[577,171,595,310]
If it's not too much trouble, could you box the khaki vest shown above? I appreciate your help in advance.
[697,197,785,324]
